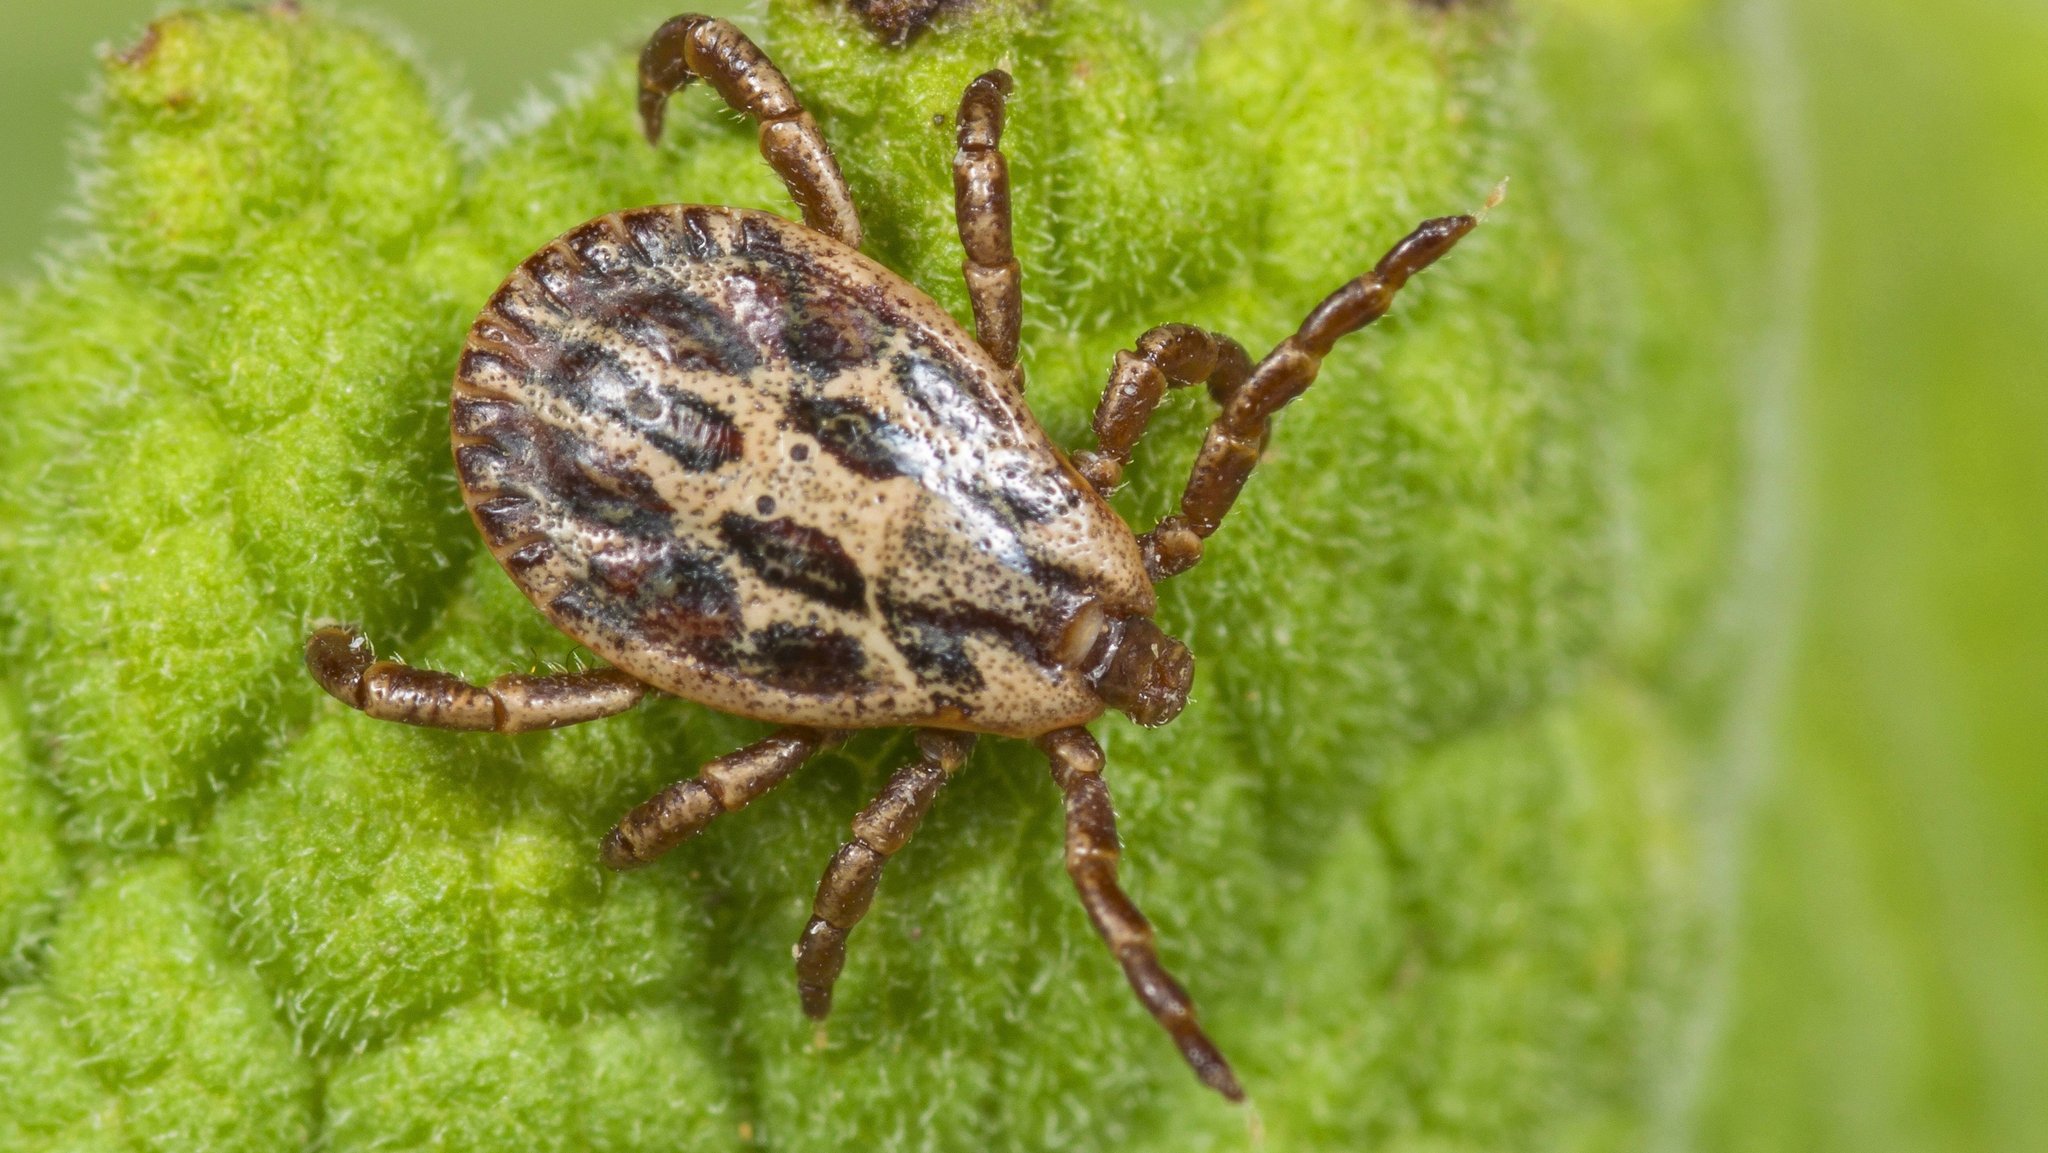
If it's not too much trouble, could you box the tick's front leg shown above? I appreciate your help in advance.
[1143,213,1479,580]
[953,70,1022,375]
[306,625,646,733]
[1070,324,1254,497]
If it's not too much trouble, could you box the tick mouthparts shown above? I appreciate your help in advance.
[1084,616,1194,728]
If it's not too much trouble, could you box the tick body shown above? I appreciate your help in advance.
[307,13,1478,1103]
[453,205,1149,738]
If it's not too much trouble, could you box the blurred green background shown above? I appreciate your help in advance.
[1,2,2041,1151]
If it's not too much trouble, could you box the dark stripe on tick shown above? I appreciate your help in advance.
[1027,557,1096,604]
[458,348,528,389]
[455,443,516,491]
[504,540,554,576]
[879,599,983,691]
[736,213,799,262]
[992,466,1081,526]
[460,412,680,555]
[620,210,668,265]
[609,288,762,378]
[556,537,741,645]
[704,227,891,380]
[472,495,539,549]
[547,340,744,473]
[680,208,723,261]
[783,392,921,481]
[524,422,677,540]
[738,623,868,694]
[562,217,638,276]
[450,394,529,441]
[717,513,868,613]
[523,248,589,313]
[879,590,1046,689]
[782,298,888,380]
[473,304,544,356]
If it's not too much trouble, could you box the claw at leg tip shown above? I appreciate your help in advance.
[598,830,639,872]
[305,625,372,706]
[637,97,666,147]
[798,983,832,1020]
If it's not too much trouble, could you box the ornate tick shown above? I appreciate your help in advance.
[305,13,1479,1102]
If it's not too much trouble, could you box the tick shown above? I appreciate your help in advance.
[306,13,1478,1101]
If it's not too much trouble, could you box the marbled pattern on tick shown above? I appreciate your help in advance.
[451,205,1152,737]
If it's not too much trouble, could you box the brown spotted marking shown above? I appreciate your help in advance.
[452,206,1151,738]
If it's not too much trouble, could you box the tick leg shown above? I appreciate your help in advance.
[795,729,976,1018]
[1142,214,1479,581]
[953,70,1022,374]
[602,727,845,870]
[1037,726,1243,1102]
[306,625,646,733]
[639,15,862,249]
[1071,324,1255,496]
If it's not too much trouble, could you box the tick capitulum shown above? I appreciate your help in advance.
[305,13,1478,1103]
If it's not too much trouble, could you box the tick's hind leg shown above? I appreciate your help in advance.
[953,70,1022,373]
[1038,726,1243,1101]
[639,15,862,249]
[1138,214,1479,580]
[604,727,843,869]
[306,626,646,733]
[795,729,976,1018]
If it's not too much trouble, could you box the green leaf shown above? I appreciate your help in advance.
[0,0,1775,1148]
